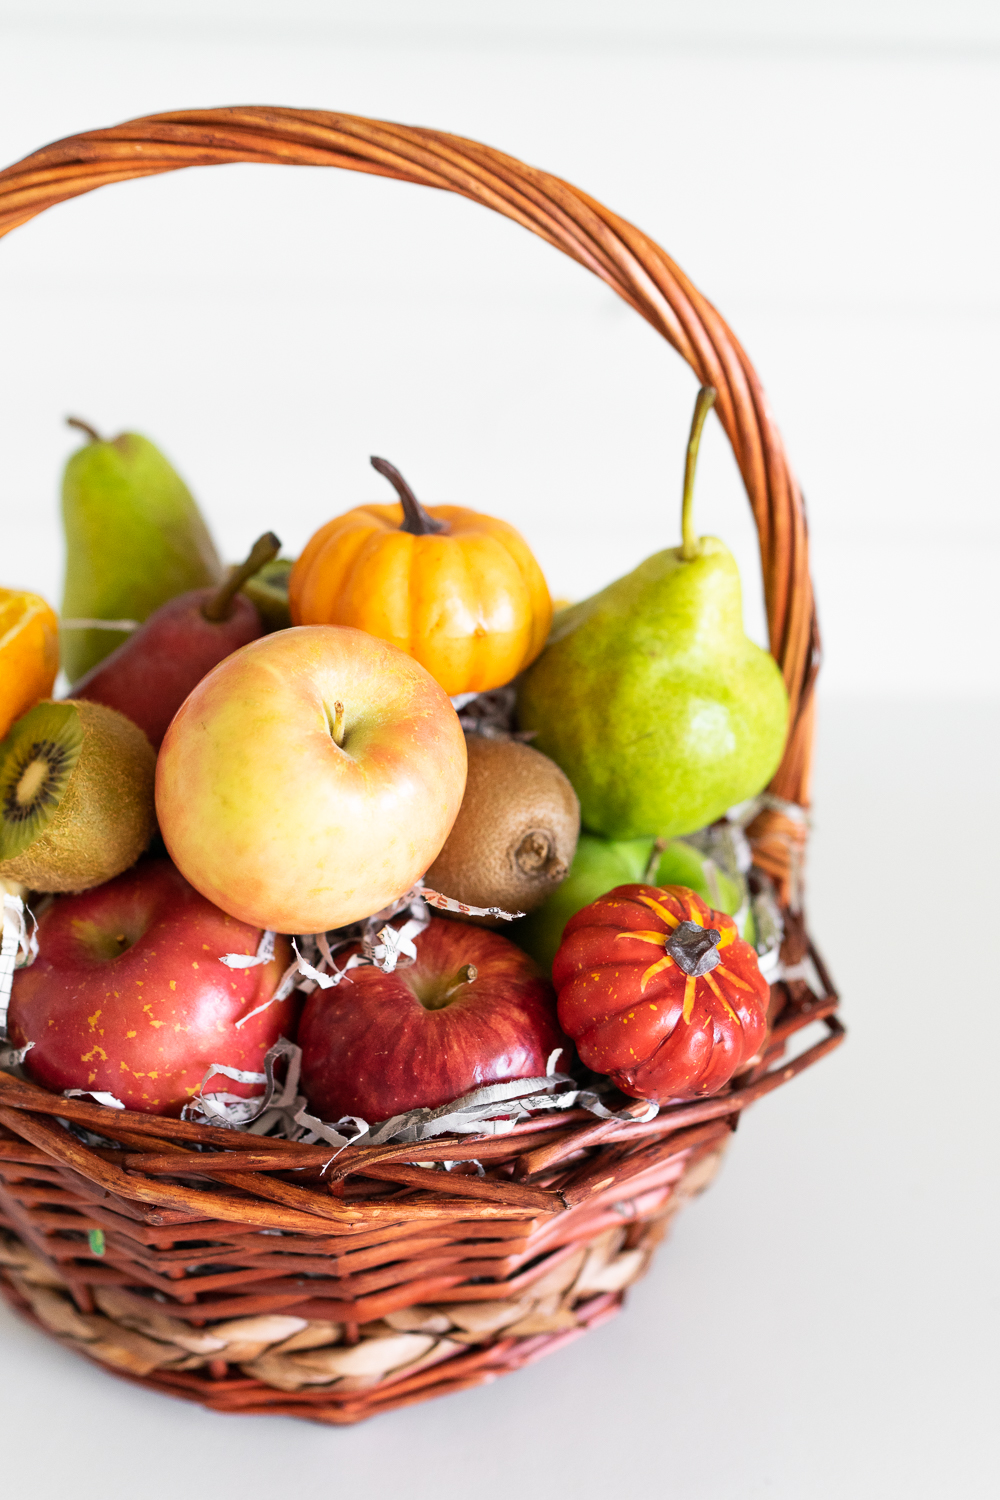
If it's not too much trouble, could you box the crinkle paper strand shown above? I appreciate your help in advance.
[183,1037,658,1149]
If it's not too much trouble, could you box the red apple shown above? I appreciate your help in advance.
[7,859,295,1116]
[155,625,468,934]
[298,916,568,1121]
[72,588,262,748]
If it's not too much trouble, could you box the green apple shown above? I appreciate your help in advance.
[514,831,746,973]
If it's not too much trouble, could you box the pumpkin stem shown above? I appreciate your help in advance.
[679,385,716,562]
[371,456,450,536]
[665,920,722,977]
[66,415,104,444]
[202,532,281,622]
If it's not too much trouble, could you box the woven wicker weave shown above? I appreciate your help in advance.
[0,108,843,1424]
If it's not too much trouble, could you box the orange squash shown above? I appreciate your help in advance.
[288,458,552,696]
[0,587,60,740]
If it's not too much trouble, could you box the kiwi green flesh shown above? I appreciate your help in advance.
[423,736,581,923]
[0,699,156,892]
[0,701,83,861]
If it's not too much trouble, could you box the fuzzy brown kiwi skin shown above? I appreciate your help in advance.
[0,700,156,892]
[423,736,580,927]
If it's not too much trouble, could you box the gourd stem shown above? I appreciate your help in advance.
[371,456,449,536]
[201,532,281,622]
[66,416,103,444]
[680,386,717,561]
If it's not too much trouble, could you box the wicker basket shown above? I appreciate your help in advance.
[0,108,843,1425]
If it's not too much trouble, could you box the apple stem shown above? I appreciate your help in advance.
[202,532,281,622]
[442,964,478,1000]
[371,457,450,536]
[66,416,103,444]
[330,701,346,748]
[680,385,717,562]
[643,837,669,885]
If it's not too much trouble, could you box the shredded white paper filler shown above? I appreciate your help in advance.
[0,892,38,1038]
[182,1036,658,1148]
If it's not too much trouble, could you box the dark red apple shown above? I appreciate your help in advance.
[298,916,568,1121]
[8,859,296,1115]
[72,534,279,747]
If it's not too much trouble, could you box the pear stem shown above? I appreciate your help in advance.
[66,416,103,444]
[201,532,281,622]
[680,385,717,561]
[643,837,669,885]
[371,456,449,536]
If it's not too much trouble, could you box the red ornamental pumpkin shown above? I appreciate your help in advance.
[552,884,769,1102]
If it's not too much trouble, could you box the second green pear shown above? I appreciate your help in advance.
[516,388,789,840]
[61,424,223,683]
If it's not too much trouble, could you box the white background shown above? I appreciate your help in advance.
[1,4,998,1498]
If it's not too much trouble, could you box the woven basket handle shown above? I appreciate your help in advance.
[0,107,817,891]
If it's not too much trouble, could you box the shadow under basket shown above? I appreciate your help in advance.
[0,108,844,1424]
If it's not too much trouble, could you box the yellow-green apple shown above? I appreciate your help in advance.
[7,859,295,1115]
[155,625,468,933]
[298,916,568,1120]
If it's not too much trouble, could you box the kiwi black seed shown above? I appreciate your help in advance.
[423,735,581,925]
[0,699,156,892]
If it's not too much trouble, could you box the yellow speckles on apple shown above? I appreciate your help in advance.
[169,980,176,990]
[148,1071,158,1080]
[126,1029,137,1039]
[192,961,199,969]
[86,1009,102,1031]
[649,1004,657,1011]
[136,979,143,986]
[119,1060,130,1071]
[87,1071,96,1085]
[184,1083,200,1096]
[80,1044,107,1063]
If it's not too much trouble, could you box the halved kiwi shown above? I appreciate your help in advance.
[0,699,156,891]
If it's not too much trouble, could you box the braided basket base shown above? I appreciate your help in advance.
[0,1145,721,1424]
[0,958,841,1424]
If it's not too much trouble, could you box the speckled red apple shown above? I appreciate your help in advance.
[8,860,295,1115]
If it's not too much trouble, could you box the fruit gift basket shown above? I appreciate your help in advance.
[0,109,843,1425]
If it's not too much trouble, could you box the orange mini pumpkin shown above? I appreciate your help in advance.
[552,883,769,1102]
[288,458,552,696]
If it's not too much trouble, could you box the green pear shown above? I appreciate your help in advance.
[516,387,788,839]
[514,831,747,973]
[60,419,223,683]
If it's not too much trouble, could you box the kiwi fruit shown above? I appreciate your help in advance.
[0,699,156,891]
[424,735,580,924]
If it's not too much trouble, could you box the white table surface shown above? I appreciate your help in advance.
[2,694,996,1499]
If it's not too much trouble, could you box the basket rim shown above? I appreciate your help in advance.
[0,949,842,1232]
